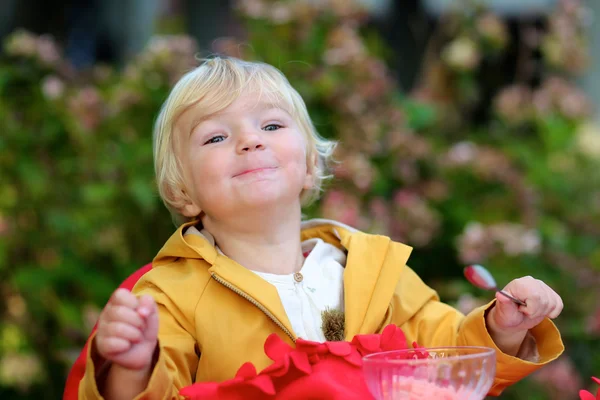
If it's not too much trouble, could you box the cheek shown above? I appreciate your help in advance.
[189,164,225,211]
[190,149,225,178]
[280,136,308,170]
[187,152,226,195]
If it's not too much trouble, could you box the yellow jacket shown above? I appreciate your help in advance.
[80,219,564,399]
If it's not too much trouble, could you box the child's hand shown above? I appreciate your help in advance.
[95,288,159,371]
[487,276,563,334]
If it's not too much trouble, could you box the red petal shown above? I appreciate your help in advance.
[289,351,312,374]
[351,334,381,354]
[235,362,258,379]
[179,382,219,399]
[261,357,290,377]
[296,338,322,350]
[580,390,596,400]
[308,354,320,363]
[343,350,363,367]
[380,324,407,351]
[245,374,276,395]
[264,333,293,361]
[411,342,430,359]
[296,339,328,358]
[326,341,352,356]
[592,377,600,385]
[380,324,395,342]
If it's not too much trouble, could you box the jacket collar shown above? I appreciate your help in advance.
[153,219,413,340]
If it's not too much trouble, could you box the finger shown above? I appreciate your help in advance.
[503,276,533,304]
[527,281,552,320]
[106,305,145,329]
[110,288,139,309]
[541,287,558,319]
[137,295,157,318]
[506,277,537,316]
[517,296,537,317]
[105,322,144,343]
[548,292,564,319]
[97,337,131,356]
[539,281,558,318]
[494,292,522,324]
[495,291,519,309]
[519,289,539,318]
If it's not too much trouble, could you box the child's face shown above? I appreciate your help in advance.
[177,92,314,220]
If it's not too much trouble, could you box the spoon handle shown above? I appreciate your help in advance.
[497,290,527,306]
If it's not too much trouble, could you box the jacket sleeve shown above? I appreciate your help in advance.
[78,267,201,400]
[390,266,564,397]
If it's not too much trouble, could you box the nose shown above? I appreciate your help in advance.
[237,130,265,153]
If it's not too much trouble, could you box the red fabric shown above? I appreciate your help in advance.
[62,263,153,400]
[179,324,425,400]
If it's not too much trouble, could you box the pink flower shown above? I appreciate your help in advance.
[476,13,509,50]
[236,0,267,18]
[67,86,104,131]
[391,191,441,247]
[323,26,366,65]
[585,307,600,336]
[268,3,293,24]
[41,75,65,100]
[533,356,582,399]
[0,352,43,388]
[4,30,62,67]
[445,142,478,166]
[576,123,600,158]
[442,37,481,72]
[455,293,487,315]
[4,30,38,57]
[366,198,391,236]
[493,85,533,125]
[36,34,61,66]
[533,77,592,120]
[457,222,541,264]
[320,190,362,228]
[333,152,374,192]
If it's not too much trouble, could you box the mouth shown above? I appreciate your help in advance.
[233,167,278,177]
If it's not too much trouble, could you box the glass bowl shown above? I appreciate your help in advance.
[362,346,496,400]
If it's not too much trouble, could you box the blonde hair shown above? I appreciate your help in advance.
[153,57,337,224]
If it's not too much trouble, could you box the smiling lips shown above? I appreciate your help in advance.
[233,167,278,177]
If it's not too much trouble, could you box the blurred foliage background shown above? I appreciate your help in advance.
[0,0,599,398]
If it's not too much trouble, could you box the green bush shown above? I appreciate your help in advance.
[0,0,598,398]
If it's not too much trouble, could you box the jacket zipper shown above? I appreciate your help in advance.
[211,273,296,343]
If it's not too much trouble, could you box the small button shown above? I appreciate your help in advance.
[294,272,303,283]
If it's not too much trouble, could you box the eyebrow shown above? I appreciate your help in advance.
[235,101,290,115]
[189,101,291,134]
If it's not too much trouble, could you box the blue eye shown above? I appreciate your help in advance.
[263,124,282,131]
[205,135,225,144]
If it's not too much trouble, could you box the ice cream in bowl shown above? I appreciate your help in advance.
[362,346,496,400]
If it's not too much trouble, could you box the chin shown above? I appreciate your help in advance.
[240,188,301,209]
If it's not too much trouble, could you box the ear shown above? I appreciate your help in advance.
[181,202,202,218]
[177,189,202,218]
[303,152,318,190]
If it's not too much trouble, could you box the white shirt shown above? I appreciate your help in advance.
[185,226,347,342]
[251,238,347,342]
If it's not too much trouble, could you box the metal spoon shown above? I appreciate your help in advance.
[464,264,527,306]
